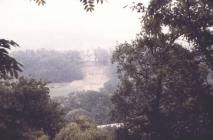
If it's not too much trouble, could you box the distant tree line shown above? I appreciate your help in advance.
[13,49,84,83]
[94,48,110,65]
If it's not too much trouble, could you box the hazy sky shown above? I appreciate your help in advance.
[0,0,143,51]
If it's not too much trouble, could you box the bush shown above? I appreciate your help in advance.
[55,117,115,140]
[54,91,113,124]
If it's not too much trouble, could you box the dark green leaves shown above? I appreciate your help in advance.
[0,77,65,139]
[80,0,104,12]
[33,0,46,6]
[32,0,104,12]
[138,0,213,68]
[0,39,22,79]
[111,1,213,139]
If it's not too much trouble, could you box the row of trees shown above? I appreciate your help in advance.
[13,50,84,83]
[13,48,114,83]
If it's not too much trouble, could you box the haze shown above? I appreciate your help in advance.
[0,0,142,51]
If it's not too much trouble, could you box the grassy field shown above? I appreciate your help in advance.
[48,62,109,97]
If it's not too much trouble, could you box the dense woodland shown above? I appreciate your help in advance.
[0,0,213,140]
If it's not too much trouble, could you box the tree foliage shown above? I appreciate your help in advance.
[111,0,213,140]
[55,117,115,140]
[136,0,213,69]
[94,48,110,65]
[33,0,46,5]
[0,39,22,79]
[0,77,65,140]
[33,0,105,11]
[55,90,113,124]
[112,37,213,140]
[80,0,105,12]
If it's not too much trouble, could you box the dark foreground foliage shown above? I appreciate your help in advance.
[111,0,213,140]
[0,39,22,79]
[0,77,65,140]
[112,38,213,140]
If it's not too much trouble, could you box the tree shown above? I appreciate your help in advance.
[0,77,65,140]
[94,48,110,65]
[135,0,213,69]
[112,35,213,140]
[111,1,213,139]
[0,39,22,79]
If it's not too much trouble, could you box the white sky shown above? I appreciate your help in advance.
[0,0,143,51]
